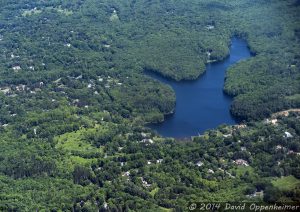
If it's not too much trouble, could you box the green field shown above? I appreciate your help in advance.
[272,176,300,191]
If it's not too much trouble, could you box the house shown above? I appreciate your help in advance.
[208,169,214,174]
[73,99,80,104]
[141,139,154,144]
[16,84,26,91]
[12,66,21,71]
[196,161,204,167]
[284,132,293,138]
[234,159,249,166]
[141,177,151,188]
[122,171,130,177]
[103,202,108,209]
[141,132,148,138]
[156,159,163,164]
[223,133,232,138]
[75,75,82,80]
[247,190,264,198]
[265,118,278,125]
[205,25,215,30]
[235,124,247,129]
[254,191,264,197]
[0,87,11,95]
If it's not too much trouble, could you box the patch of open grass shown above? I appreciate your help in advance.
[55,130,95,153]
[286,94,300,101]
[238,166,253,176]
[22,9,42,16]
[54,125,105,154]
[159,207,172,212]
[56,6,73,16]
[272,176,300,191]
[150,187,159,197]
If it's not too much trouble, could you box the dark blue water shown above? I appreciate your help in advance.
[147,38,251,138]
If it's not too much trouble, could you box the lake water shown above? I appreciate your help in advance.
[147,37,251,138]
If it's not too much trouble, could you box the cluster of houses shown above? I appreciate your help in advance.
[218,124,248,138]
[0,82,45,96]
[121,172,153,188]
[102,76,123,89]
[275,145,300,157]
[66,75,123,90]
[10,52,37,73]
[51,74,125,108]
[121,170,151,186]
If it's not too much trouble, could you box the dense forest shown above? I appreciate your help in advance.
[0,0,300,211]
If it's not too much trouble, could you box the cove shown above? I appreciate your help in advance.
[146,37,251,138]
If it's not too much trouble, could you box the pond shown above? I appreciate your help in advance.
[147,37,251,138]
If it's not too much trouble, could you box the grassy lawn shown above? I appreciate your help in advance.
[54,125,105,154]
[150,187,159,197]
[54,126,106,170]
[272,176,300,191]
[286,94,300,101]
[232,166,254,177]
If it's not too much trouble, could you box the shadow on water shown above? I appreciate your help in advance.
[145,37,252,138]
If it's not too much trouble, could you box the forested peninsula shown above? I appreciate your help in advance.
[0,0,300,211]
